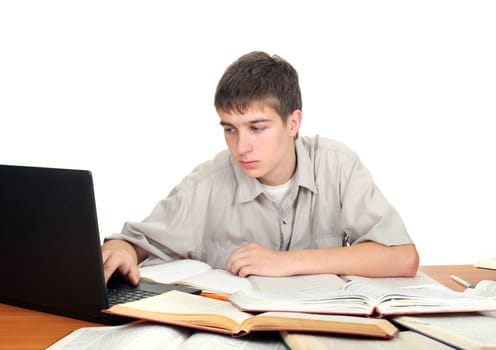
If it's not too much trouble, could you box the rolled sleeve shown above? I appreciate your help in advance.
[107,184,200,264]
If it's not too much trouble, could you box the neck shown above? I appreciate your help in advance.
[259,146,297,186]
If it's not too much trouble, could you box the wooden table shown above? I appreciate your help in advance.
[0,304,99,350]
[420,264,496,292]
[1,265,495,349]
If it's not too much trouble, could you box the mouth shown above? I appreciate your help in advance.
[239,160,259,169]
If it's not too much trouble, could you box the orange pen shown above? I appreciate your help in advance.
[199,292,230,302]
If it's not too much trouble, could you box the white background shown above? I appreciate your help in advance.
[1,1,495,265]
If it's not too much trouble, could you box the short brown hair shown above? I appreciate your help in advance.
[214,51,302,122]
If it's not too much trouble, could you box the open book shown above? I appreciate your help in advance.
[105,290,399,338]
[139,259,436,297]
[140,260,346,296]
[47,321,287,350]
[140,259,252,295]
[475,248,496,270]
[229,279,496,317]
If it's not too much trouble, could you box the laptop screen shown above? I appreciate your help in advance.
[0,165,113,321]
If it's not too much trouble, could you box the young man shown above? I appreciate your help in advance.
[102,51,419,285]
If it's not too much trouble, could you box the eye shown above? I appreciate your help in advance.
[223,127,236,134]
[251,125,266,133]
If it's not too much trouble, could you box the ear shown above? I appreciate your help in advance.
[286,110,302,137]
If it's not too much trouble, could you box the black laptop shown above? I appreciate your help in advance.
[0,164,200,324]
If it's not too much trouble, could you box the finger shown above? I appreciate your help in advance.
[231,256,252,276]
[102,249,111,265]
[237,265,253,278]
[226,255,238,275]
[226,247,245,273]
[103,255,119,284]
[125,264,141,286]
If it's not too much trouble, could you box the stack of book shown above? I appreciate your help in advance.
[48,259,496,350]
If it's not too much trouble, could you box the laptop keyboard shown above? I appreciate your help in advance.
[107,288,158,306]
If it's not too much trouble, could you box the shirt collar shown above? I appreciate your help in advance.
[232,138,318,204]
[294,138,318,194]
[232,159,265,203]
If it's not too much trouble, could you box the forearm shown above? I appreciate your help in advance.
[286,242,419,278]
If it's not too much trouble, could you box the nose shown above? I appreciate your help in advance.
[237,130,253,155]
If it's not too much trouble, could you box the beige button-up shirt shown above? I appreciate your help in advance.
[109,135,412,268]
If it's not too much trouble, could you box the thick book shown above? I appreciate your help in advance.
[104,290,399,338]
[281,330,454,350]
[393,313,496,350]
[229,280,496,317]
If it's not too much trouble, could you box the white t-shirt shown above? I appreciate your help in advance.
[263,177,295,207]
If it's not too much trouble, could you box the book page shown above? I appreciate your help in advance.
[177,269,253,295]
[140,260,252,295]
[345,270,445,289]
[394,314,496,349]
[249,274,345,292]
[229,287,372,315]
[281,330,453,350]
[343,281,454,303]
[140,259,213,283]
[114,290,253,327]
[343,279,496,314]
[46,322,192,350]
[178,331,286,350]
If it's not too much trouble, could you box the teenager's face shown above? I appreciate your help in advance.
[219,105,301,186]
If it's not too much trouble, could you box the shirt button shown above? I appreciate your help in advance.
[282,220,288,225]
